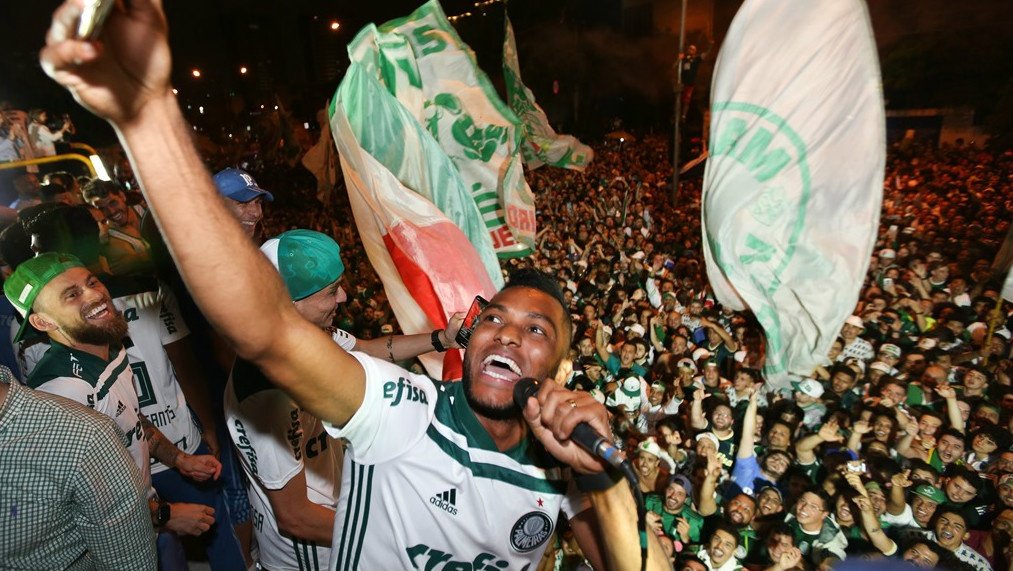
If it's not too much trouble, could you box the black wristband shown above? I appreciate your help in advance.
[431,329,447,352]
[575,469,623,492]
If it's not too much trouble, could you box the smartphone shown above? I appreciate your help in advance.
[77,0,117,40]
[454,295,489,348]
[663,259,676,271]
[846,461,867,473]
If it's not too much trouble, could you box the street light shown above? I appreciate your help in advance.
[191,69,202,78]
[329,21,340,31]
[239,66,248,75]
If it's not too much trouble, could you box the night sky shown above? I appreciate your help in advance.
[2,0,1011,145]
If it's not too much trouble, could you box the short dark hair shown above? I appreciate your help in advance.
[944,464,982,489]
[763,448,794,465]
[932,505,970,528]
[711,521,741,547]
[81,179,125,201]
[25,205,102,266]
[937,427,966,444]
[796,487,832,512]
[39,180,67,202]
[738,367,761,383]
[0,223,32,269]
[502,268,573,345]
[830,363,857,380]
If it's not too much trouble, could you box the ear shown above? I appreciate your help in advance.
[28,312,58,333]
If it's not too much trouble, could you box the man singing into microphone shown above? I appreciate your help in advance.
[38,0,667,569]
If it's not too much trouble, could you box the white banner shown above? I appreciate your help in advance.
[701,0,885,387]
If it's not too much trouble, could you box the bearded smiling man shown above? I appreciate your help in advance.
[4,253,225,551]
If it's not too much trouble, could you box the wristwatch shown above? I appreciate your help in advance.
[154,500,171,527]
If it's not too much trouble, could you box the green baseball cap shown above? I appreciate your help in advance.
[911,484,946,504]
[260,229,344,301]
[4,252,85,342]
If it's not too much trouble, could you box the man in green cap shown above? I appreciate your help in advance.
[3,253,224,543]
[884,484,946,529]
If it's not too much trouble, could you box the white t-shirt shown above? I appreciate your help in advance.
[28,122,63,157]
[115,286,199,474]
[224,329,353,571]
[324,353,586,570]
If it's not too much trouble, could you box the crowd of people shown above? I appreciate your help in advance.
[2,123,1011,571]
[2,2,1013,569]
[519,136,1013,571]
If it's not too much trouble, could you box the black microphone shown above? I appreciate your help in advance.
[513,378,627,470]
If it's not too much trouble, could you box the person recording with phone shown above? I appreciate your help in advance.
[27,108,73,157]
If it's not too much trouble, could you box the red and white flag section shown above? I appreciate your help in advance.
[330,62,499,380]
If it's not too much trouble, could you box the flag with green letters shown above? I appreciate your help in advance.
[701,0,885,388]
[362,0,535,258]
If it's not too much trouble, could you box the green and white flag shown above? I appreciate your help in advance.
[701,0,885,388]
[330,60,501,379]
[364,0,535,258]
[345,24,502,286]
[503,15,593,172]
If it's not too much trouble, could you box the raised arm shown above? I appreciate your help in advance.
[795,418,843,464]
[845,474,897,556]
[689,388,709,431]
[594,320,611,363]
[649,314,666,353]
[737,389,760,458]
[41,0,365,427]
[697,451,722,516]
[887,469,913,516]
[846,419,871,454]
[934,385,965,434]
[588,479,671,571]
[701,318,738,352]
[353,313,464,362]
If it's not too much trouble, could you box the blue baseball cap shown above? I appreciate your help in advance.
[260,230,344,301]
[212,168,274,203]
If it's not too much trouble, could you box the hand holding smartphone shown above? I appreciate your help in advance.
[454,296,489,348]
[77,0,117,40]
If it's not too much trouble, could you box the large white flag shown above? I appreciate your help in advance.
[502,15,593,172]
[701,0,885,387]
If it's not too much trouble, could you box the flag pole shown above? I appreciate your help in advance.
[671,0,687,207]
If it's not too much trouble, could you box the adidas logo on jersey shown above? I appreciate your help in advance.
[429,488,459,516]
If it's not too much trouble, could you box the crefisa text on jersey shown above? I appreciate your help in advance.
[383,376,429,407]
[406,544,514,570]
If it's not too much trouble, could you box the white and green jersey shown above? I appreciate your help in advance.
[114,285,200,475]
[18,281,201,476]
[325,353,586,571]
[27,341,151,490]
[225,357,343,571]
